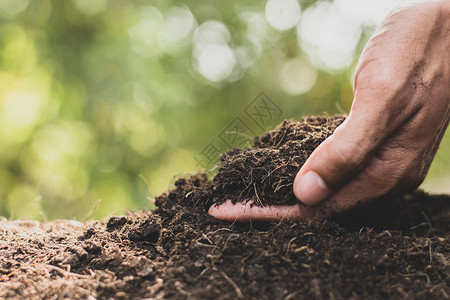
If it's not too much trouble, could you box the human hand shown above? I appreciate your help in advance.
[209,1,450,222]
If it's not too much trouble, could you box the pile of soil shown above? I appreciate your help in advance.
[0,115,449,299]
[212,115,346,206]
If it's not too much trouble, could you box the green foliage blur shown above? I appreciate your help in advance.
[0,0,448,220]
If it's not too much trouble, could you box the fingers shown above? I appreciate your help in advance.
[209,199,345,223]
[208,200,302,222]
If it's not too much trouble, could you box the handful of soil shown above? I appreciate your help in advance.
[212,115,345,207]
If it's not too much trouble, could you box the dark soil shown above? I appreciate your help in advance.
[0,115,449,299]
[212,115,345,206]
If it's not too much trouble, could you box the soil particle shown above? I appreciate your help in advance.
[0,115,448,299]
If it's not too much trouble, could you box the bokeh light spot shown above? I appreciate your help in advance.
[335,0,405,26]
[1,92,43,130]
[296,2,361,71]
[162,6,196,42]
[280,58,318,95]
[0,0,29,14]
[265,0,301,31]
[193,21,231,56]
[129,6,164,58]
[197,44,236,82]
[245,12,269,41]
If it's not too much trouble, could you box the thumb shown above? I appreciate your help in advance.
[293,112,385,205]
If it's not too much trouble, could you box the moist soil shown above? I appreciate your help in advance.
[0,115,449,299]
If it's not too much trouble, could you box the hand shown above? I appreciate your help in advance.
[209,1,450,222]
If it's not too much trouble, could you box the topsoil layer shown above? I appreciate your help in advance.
[0,115,449,299]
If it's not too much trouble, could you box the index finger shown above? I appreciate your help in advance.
[208,200,302,222]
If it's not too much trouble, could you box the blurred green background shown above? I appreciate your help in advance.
[0,0,448,220]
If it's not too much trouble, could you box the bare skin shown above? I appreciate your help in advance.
[209,0,450,222]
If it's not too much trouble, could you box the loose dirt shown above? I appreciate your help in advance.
[0,115,448,299]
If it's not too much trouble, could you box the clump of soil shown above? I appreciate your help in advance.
[0,115,449,299]
[212,115,345,206]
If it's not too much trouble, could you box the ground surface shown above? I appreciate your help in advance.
[0,115,449,299]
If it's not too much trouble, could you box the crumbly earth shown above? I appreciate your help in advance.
[0,115,448,299]
[212,115,346,206]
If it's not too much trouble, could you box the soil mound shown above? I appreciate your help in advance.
[212,115,345,206]
[0,115,448,299]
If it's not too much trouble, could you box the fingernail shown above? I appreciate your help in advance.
[294,171,330,205]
